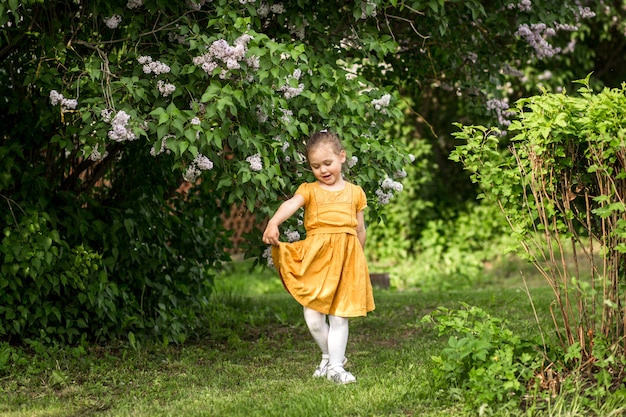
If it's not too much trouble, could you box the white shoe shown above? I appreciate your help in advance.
[312,356,347,378]
[326,364,356,384]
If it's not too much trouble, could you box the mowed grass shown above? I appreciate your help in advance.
[0,262,557,417]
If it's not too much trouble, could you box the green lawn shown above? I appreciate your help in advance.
[0,263,595,416]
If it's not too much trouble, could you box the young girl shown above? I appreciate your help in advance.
[262,130,375,384]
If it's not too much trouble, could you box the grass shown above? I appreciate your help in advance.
[0,260,616,416]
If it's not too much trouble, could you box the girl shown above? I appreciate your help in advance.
[262,130,374,384]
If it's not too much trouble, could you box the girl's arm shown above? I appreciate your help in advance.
[262,194,306,246]
[356,210,366,248]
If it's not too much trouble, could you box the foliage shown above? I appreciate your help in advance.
[422,303,542,412]
[365,133,435,266]
[358,0,626,267]
[369,198,516,290]
[451,78,626,393]
[0,208,111,343]
[2,0,626,345]
[0,0,413,343]
[362,0,626,246]
[0,148,230,344]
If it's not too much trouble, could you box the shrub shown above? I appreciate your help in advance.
[422,303,542,411]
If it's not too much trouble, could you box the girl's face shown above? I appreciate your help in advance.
[308,142,346,187]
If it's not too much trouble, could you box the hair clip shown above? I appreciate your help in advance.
[320,129,328,133]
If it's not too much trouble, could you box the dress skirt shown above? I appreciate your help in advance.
[272,230,375,317]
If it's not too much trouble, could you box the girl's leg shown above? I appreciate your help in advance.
[327,314,349,365]
[327,314,355,384]
[303,307,330,376]
[303,307,329,355]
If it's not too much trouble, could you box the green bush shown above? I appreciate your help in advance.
[422,303,542,412]
[0,143,230,344]
[452,78,626,371]
[0,209,111,344]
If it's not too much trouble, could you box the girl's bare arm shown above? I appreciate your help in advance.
[262,194,306,246]
[356,210,366,248]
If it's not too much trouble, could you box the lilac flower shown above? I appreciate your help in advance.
[285,230,300,242]
[270,3,284,13]
[245,55,260,70]
[246,153,263,172]
[256,106,268,123]
[262,246,274,267]
[150,136,171,156]
[279,108,293,124]
[347,156,358,168]
[381,177,403,192]
[287,21,306,39]
[107,110,137,142]
[49,90,63,106]
[89,145,108,162]
[157,80,176,97]
[501,64,524,77]
[372,94,391,110]
[235,34,253,47]
[168,32,188,45]
[515,23,561,59]
[375,188,393,205]
[187,0,208,11]
[103,15,122,29]
[279,83,304,99]
[554,23,578,31]
[194,154,214,171]
[126,0,143,9]
[183,164,201,183]
[486,98,509,111]
[279,69,305,99]
[138,56,171,75]
[191,117,201,125]
[507,0,531,12]
[201,61,219,74]
[193,33,260,79]
[138,56,152,65]
[394,169,407,179]
[360,0,377,19]
[62,99,78,110]
[486,98,514,127]
[577,6,596,19]
[101,108,113,123]
[150,140,163,156]
[49,90,78,111]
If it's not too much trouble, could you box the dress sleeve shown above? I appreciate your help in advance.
[294,182,310,205]
[355,185,367,212]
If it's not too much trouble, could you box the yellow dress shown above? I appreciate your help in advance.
[272,182,375,317]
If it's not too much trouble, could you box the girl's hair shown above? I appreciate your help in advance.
[305,130,344,157]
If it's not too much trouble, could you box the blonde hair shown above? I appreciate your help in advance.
[305,130,344,158]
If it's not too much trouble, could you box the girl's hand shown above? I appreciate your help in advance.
[262,223,280,246]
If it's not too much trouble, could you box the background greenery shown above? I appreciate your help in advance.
[6,261,623,417]
[2,0,625,343]
[3,0,626,413]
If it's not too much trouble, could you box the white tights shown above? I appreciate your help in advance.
[303,307,349,367]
